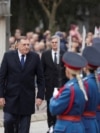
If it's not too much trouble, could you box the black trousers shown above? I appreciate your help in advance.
[47,100,56,128]
[4,112,31,133]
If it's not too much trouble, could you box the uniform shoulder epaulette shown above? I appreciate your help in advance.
[83,77,88,81]
[97,70,100,74]
[67,82,74,88]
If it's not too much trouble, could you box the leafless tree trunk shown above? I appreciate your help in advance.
[18,0,26,33]
[38,0,63,33]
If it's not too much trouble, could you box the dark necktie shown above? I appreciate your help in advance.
[21,55,25,68]
[54,52,57,64]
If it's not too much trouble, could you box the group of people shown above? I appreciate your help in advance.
[50,44,100,133]
[43,35,100,133]
[0,25,100,133]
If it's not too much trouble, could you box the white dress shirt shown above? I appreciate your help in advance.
[18,50,26,62]
[51,50,58,63]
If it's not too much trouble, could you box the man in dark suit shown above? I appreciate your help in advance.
[0,38,45,133]
[41,35,68,133]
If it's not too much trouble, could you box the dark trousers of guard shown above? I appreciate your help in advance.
[4,112,31,133]
[47,100,56,128]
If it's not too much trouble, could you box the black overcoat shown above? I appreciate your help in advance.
[41,49,67,100]
[0,50,45,115]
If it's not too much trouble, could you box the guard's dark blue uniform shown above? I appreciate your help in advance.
[50,79,86,133]
[83,74,99,133]
[96,69,100,131]
[92,42,100,131]
[82,46,100,133]
[49,52,87,133]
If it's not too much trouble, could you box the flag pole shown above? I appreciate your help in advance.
[81,25,86,52]
[68,35,72,51]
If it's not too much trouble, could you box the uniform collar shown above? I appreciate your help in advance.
[86,73,95,78]
[67,77,77,85]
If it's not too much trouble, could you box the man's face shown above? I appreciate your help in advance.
[17,39,30,55]
[51,38,58,51]
[15,30,21,39]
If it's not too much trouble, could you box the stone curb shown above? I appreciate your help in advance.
[31,112,47,122]
[0,119,3,127]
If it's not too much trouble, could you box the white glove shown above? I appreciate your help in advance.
[80,73,83,78]
[53,87,59,97]
[49,125,54,133]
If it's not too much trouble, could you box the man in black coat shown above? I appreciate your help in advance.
[0,39,45,133]
[41,35,68,132]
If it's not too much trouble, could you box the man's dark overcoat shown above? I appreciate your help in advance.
[0,50,45,115]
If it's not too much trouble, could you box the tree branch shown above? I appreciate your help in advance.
[51,0,63,15]
[51,0,57,16]
[57,0,63,7]
[38,0,50,18]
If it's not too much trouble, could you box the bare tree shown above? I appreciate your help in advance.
[38,0,63,32]
[18,0,26,33]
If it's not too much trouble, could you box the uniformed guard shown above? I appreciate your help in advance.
[49,51,87,133]
[96,68,100,131]
[92,38,100,44]
[92,43,100,131]
[82,46,100,133]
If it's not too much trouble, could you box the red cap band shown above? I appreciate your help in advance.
[64,63,81,70]
[88,64,97,69]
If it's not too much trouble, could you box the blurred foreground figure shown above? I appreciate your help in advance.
[82,46,100,133]
[92,43,100,131]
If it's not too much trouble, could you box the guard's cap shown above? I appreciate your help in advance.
[92,42,100,53]
[62,52,87,70]
[82,46,100,68]
[55,31,63,37]
[92,38,100,44]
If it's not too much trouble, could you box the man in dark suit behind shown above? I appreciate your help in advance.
[0,38,45,133]
[41,35,68,132]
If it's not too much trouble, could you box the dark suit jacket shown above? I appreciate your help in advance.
[41,49,68,100]
[0,50,45,115]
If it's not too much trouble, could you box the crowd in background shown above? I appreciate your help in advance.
[2,24,100,133]
[8,25,100,57]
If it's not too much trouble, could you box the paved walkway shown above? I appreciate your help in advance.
[0,120,48,133]
[0,100,47,127]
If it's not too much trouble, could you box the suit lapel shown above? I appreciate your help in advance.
[23,52,31,70]
[48,50,57,68]
[48,50,54,65]
[14,50,22,70]
[49,50,63,67]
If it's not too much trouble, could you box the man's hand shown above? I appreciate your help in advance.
[36,98,43,110]
[0,98,5,107]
